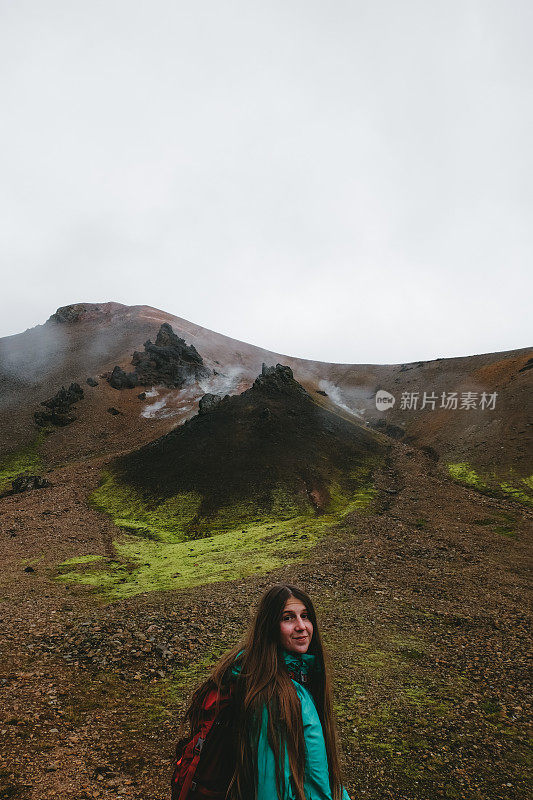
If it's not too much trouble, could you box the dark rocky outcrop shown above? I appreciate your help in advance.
[131,323,210,388]
[108,366,139,390]
[48,304,89,324]
[34,383,84,427]
[6,475,50,495]
[46,302,126,324]
[198,393,223,414]
[252,363,309,398]
[106,323,210,390]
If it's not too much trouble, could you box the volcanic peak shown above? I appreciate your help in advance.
[110,363,385,533]
[196,363,309,416]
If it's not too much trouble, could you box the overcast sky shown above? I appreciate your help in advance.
[1,0,531,364]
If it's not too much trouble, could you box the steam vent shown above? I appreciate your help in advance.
[108,363,386,535]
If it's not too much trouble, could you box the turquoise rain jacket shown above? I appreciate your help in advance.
[231,650,351,800]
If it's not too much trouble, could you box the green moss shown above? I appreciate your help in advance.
[499,481,533,507]
[522,475,533,491]
[90,473,203,542]
[129,648,228,730]
[331,629,466,791]
[58,555,105,566]
[447,462,487,489]
[447,463,533,508]
[480,698,502,715]
[472,513,517,537]
[55,510,340,599]
[56,457,380,599]
[328,473,378,518]
[21,554,45,566]
[0,430,47,493]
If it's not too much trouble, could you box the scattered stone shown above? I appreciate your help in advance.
[4,475,50,496]
[107,407,122,416]
[108,366,139,390]
[137,392,147,400]
[34,382,84,427]
[86,377,99,387]
[24,566,35,573]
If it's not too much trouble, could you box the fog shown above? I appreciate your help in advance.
[1,1,531,363]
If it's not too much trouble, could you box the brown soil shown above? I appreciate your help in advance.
[0,304,531,800]
[0,441,531,800]
[1,303,531,475]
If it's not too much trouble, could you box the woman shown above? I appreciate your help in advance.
[180,583,351,800]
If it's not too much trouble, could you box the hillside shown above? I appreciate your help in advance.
[0,302,531,481]
[0,302,531,800]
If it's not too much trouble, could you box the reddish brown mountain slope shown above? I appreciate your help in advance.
[0,301,530,474]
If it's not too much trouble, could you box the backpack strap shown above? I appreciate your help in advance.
[175,685,234,800]
[177,739,204,800]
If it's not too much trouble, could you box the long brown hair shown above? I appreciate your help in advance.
[184,583,344,800]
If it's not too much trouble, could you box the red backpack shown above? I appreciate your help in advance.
[171,683,237,800]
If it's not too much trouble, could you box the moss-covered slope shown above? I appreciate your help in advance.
[110,363,386,537]
[57,365,386,598]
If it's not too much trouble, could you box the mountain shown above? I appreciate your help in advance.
[0,302,531,481]
[0,302,531,800]
[110,362,385,535]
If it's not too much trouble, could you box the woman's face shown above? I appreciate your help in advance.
[279,597,313,654]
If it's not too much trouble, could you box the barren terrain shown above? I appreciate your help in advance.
[0,304,531,800]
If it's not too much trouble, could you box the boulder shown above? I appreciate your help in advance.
[10,475,50,494]
[198,393,222,414]
[34,382,84,427]
[108,366,139,390]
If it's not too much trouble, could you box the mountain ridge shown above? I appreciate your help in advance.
[1,302,530,479]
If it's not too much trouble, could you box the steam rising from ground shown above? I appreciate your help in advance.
[141,365,250,419]
[0,324,67,386]
[141,371,377,422]
[318,380,374,419]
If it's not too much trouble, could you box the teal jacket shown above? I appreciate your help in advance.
[231,650,351,800]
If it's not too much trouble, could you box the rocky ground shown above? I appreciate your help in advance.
[0,441,531,800]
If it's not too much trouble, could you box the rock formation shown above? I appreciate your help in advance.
[34,383,84,427]
[107,323,210,390]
